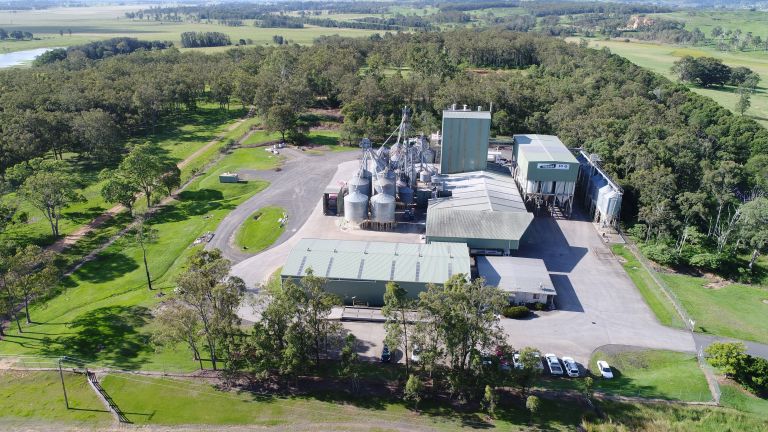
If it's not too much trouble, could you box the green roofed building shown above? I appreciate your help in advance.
[512,134,578,216]
[426,170,533,255]
[281,238,471,306]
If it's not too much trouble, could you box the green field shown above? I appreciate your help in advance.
[0,371,111,425]
[653,10,768,40]
[0,5,380,54]
[589,349,711,402]
[580,38,768,128]
[661,273,768,344]
[0,143,283,371]
[235,206,286,253]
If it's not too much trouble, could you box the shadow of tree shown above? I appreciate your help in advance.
[38,305,152,369]
[73,251,140,284]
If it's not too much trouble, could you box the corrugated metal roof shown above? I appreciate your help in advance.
[426,209,533,241]
[282,238,471,284]
[429,170,527,213]
[514,134,578,164]
[477,256,557,296]
[443,109,491,119]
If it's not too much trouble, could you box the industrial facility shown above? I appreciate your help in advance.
[281,238,471,305]
[290,105,620,307]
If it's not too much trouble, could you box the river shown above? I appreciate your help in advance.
[0,47,62,68]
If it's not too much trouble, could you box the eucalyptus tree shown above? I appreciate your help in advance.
[19,159,83,238]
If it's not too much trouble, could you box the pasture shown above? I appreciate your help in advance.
[581,38,768,128]
[0,5,380,53]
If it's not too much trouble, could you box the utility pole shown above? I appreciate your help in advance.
[58,357,69,409]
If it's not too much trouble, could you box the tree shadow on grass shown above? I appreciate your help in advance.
[38,305,152,370]
[70,251,140,284]
[150,189,226,224]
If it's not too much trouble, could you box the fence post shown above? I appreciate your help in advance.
[58,357,69,409]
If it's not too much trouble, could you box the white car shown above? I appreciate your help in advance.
[544,353,563,375]
[597,360,614,379]
[410,344,421,363]
[561,356,579,377]
[513,351,544,370]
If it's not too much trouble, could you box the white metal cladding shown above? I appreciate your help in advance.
[343,191,368,224]
[282,239,471,284]
[429,170,528,213]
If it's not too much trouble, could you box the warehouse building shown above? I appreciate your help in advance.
[477,256,557,306]
[426,170,534,255]
[281,238,471,306]
[439,106,492,174]
[512,134,579,216]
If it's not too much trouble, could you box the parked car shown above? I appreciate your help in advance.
[561,356,580,377]
[480,350,493,366]
[597,360,613,378]
[410,344,421,363]
[544,353,564,375]
[381,345,391,363]
[513,351,544,370]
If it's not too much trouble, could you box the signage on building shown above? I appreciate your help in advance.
[537,163,570,170]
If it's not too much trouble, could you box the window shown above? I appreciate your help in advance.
[532,294,540,300]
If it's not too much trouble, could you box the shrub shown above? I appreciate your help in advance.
[626,224,647,240]
[640,242,679,266]
[687,253,722,271]
[503,305,531,319]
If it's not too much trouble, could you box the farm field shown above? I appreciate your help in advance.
[0,5,380,54]
[652,10,768,38]
[580,38,768,128]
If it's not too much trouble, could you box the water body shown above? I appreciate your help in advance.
[0,47,62,68]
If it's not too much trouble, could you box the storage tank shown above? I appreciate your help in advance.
[374,170,396,196]
[344,191,368,224]
[370,193,395,223]
[398,180,414,205]
[348,172,371,196]
[419,169,431,183]
[416,188,431,208]
[422,148,435,164]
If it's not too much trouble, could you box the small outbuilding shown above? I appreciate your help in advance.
[219,172,239,183]
[476,256,557,306]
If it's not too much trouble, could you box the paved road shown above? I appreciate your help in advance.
[694,333,768,360]
[207,148,359,263]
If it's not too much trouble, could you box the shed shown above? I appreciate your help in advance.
[476,256,557,306]
[219,172,239,183]
[281,239,471,306]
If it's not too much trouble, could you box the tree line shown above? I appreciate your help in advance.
[33,37,172,66]
[0,29,33,40]
[180,32,231,48]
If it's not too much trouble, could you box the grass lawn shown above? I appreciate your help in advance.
[719,381,768,420]
[0,155,270,371]
[611,244,685,329]
[578,38,768,128]
[0,371,111,425]
[589,349,711,402]
[661,273,768,344]
[235,206,286,253]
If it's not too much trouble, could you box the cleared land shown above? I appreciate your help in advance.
[0,5,380,54]
[581,38,768,128]
[661,273,768,344]
[589,349,711,402]
[235,206,286,252]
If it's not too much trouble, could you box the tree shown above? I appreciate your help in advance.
[175,249,245,370]
[153,299,205,369]
[525,395,540,423]
[671,56,732,87]
[706,342,748,378]
[339,333,360,389]
[159,165,181,197]
[582,376,595,406]
[483,385,496,418]
[736,89,751,115]
[4,245,57,324]
[264,104,298,143]
[738,197,768,269]
[295,269,342,368]
[71,109,122,162]
[19,159,83,238]
[99,170,139,216]
[112,143,178,208]
[382,281,413,372]
[404,374,423,409]
[514,346,543,398]
[134,214,158,290]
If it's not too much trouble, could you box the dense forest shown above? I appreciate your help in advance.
[1,27,767,275]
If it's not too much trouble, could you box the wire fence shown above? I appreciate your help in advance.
[616,231,721,404]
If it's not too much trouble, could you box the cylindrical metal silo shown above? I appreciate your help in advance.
[416,188,431,208]
[422,148,435,164]
[419,169,431,183]
[370,193,395,223]
[348,172,371,196]
[344,191,368,224]
[374,170,396,196]
[398,180,414,205]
